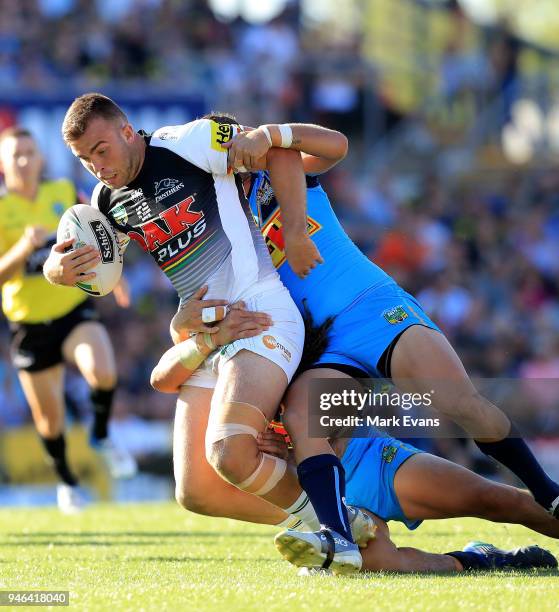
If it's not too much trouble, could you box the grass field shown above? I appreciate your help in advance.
[0,502,558,611]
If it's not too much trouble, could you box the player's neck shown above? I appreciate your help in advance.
[127,134,147,184]
[6,179,38,201]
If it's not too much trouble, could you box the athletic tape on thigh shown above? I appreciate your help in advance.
[206,401,268,447]
[237,452,287,496]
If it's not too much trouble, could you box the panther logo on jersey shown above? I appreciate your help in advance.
[154,178,184,203]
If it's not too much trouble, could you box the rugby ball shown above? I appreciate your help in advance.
[56,204,123,297]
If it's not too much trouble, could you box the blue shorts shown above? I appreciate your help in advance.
[315,282,440,377]
[341,436,423,530]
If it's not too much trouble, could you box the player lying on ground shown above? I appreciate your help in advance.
[158,114,559,572]
[151,317,558,573]
[42,94,371,573]
[0,127,136,514]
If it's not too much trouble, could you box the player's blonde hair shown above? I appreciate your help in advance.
[62,93,127,144]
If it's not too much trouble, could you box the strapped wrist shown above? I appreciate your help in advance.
[259,125,273,147]
[277,124,293,148]
[177,334,213,370]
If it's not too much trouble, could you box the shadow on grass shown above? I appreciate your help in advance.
[141,556,277,563]
[4,531,269,539]
[356,568,559,579]
[0,531,273,547]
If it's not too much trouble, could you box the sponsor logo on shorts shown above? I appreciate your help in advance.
[381,445,398,463]
[210,121,233,152]
[89,220,114,263]
[263,335,277,350]
[382,305,408,325]
[262,335,292,362]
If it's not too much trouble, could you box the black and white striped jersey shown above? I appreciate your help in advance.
[91,119,277,303]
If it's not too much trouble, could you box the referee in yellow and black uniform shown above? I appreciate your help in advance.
[0,127,136,513]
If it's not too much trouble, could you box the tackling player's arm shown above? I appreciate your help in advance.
[226,123,348,176]
[265,148,323,278]
[0,226,49,285]
[225,122,349,276]
[153,303,272,393]
[224,129,326,278]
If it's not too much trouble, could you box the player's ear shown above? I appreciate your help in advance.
[121,123,135,143]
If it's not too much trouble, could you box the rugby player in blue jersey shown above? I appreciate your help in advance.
[163,114,559,572]
[152,301,559,573]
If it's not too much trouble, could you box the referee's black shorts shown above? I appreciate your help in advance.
[9,300,99,372]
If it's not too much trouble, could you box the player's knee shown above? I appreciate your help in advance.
[36,417,62,438]
[205,400,269,483]
[175,485,215,516]
[474,482,516,519]
[437,389,484,421]
[206,437,259,485]
[89,367,117,390]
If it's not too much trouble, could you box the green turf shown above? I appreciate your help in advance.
[0,502,557,611]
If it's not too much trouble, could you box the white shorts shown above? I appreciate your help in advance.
[183,283,304,389]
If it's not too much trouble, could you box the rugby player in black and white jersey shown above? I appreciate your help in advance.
[43,93,372,574]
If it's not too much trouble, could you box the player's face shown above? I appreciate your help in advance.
[70,117,138,189]
[0,135,43,187]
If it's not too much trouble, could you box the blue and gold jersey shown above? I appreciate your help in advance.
[248,172,394,322]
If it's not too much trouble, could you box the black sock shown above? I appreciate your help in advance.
[475,424,559,509]
[90,387,115,442]
[446,551,490,571]
[297,454,353,542]
[40,434,78,487]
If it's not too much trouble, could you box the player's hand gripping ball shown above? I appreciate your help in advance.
[56,204,123,296]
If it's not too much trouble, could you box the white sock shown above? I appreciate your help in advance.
[275,514,306,530]
[283,491,320,531]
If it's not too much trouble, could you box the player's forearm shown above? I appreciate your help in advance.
[0,238,30,285]
[150,335,215,393]
[262,124,348,162]
[265,148,308,235]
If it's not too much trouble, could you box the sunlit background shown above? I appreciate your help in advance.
[1,0,559,505]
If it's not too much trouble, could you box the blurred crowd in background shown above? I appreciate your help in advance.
[1,0,559,467]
